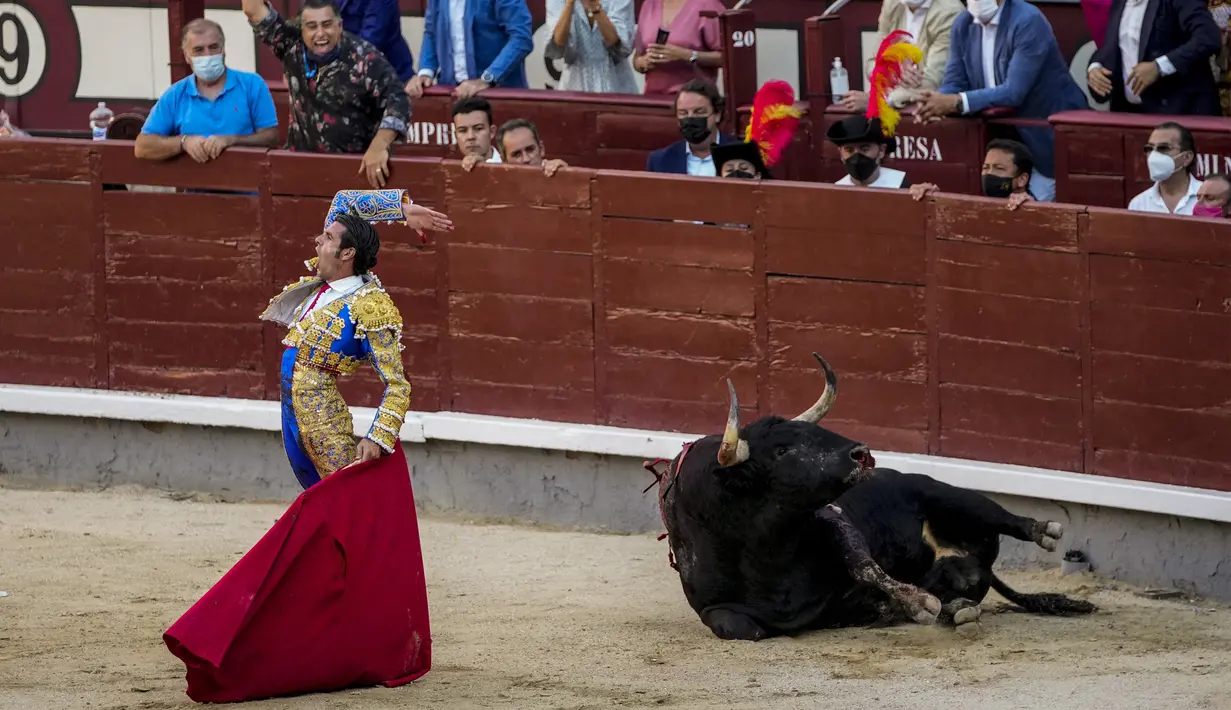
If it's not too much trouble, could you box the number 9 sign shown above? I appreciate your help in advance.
[0,3,47,98]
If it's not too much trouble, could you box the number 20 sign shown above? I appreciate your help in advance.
[731,29,756,49]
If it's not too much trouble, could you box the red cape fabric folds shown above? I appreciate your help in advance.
[163,444,431,703]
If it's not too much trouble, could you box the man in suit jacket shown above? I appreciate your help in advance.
[647,77,739,175]
[841,0,965,111]
[916,0,1089,202]
[335,0,416,82]
[404,0,533,99]
[1087,0,1222,116]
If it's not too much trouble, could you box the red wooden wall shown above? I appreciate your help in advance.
[2,138,1228,493]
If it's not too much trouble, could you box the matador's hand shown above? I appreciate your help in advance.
[402,202,454,243]
[353,438,383,465]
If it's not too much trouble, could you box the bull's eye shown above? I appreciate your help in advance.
[776,446,789,457]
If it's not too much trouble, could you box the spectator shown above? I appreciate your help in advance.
[243,0,410,189]
[453,97,502,171]
[915,0,1088,202]
[646,78,739,175]
[1209,0,1231,114]
[1087,0,1221,116]
[712,80,801,181]
[546,0,638,93]
[840,0,965,112]
[910,138,1035,209]
[827,114,911,189]
[135,18,279,162]
[405,0,533,99]
[632,0,725,97]
[1129,121,1200,214]
[495,119,569,176]
[1194,171,1231,216]
[334,0,417,82]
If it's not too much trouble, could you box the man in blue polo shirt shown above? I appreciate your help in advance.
[135,18,280,163]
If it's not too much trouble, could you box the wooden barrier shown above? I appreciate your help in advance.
[2,137,1228,492]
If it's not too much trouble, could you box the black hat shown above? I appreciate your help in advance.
[712,141,772,179]
[826,114,895,155]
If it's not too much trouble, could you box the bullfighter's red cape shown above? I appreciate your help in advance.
[163,444,431,703]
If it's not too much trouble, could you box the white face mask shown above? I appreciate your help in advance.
[967,0,998,23]
[191,53,226,82]
[901,0,928,9]
[1147,151,1181,183]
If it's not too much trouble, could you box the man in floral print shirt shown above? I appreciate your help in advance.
[242,0,411,188]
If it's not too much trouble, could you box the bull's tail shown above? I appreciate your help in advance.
[990,573,1098,616]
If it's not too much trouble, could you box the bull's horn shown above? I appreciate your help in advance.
[717,379,750,466]
[792,352,838,423]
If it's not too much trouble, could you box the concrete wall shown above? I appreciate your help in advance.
[2,411,1229,601]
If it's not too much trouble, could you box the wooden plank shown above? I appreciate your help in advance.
[939,336,1082,399]
[940,384,1082,446]
[443,160,591,209]
[449,244,593,299]
[106,278,269,324]
[106,235,263,282]
[1093,449,1231,491]
[270,152,442,200]
[602,396,758,435]
[450,203,592,253]
[766,224,925,285]
[109,366,265,398]
[595,170,757,224]
[602,218,754,270]
[1093,351,1231,410]
[104,191,261,241]
[452,381,596,423]
[450,293,593,345]
[98,142,267,191]
[604,260,755,317]
[603,353,756,405]
[607,310,756,360]
[825,421,929,455]
[1085,208,1231,266]
[769,323,926,381]
[935,240,1082,300]
[931,196,1082,252]
[0,271,94,314]
[769,371,927,430]
[762,181,926,233]
[940,431,1083,473]
[1090,254,1231,314]
[1092,302,1230,363]
[0,138,92,181]
[937,288,1082,350]
[107,323,263,370]
[1093,400,1229,465]
[768,276,925,332]
[0,354,96,388]
[450,337,595,389]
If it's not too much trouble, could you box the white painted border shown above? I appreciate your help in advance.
[2,384,1229,525]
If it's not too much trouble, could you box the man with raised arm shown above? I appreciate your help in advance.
[241,0,413,188]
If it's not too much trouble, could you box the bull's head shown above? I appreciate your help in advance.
[715,352,875,504]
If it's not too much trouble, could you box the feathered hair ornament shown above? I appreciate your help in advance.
[865,30,924,139]
[743,80,803,169]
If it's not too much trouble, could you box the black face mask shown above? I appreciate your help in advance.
[679,117,712,145]
[305,44,341,67]
[982,174,1016,198]
[843,153,878,183]
[728,169,756,180]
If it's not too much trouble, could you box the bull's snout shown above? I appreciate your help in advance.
[848,444,874,469]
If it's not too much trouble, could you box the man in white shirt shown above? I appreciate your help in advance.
[826,114,911,189]
[1128,121,1201,215]
[454,97,504,171]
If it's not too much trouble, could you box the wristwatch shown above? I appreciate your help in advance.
[480,69,496,85]
[689,51,699,64]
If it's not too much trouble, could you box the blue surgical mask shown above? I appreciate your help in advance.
[191,53,226,82]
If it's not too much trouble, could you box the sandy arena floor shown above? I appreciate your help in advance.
[1,485,1229,710]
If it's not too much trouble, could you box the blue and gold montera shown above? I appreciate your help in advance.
[259,188,413,490]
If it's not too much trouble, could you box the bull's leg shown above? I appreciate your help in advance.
[700,605,768,641]
[914,476,1065,552]
[817,504,941,625]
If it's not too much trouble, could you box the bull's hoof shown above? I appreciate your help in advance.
[1033,521,1064,552]
[953,603,981,626]
[902,590,942,625]
[939,597,981,627]
[702,608,767,641]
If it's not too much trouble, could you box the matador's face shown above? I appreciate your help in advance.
[315,222,355,281]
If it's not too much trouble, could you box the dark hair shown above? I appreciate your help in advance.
[1155,121,1197,174]
[495,118,541,155]
[335,213,380,274]
[673,78,725,115]
[300,0,340,16]
[452,97,493,124]
[985,138,1034,178]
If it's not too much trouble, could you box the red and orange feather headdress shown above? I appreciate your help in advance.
[865,30,924,139]
[743,80,803,169]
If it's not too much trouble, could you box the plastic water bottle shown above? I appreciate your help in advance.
[830,57,849,102]
[89,102,114,141]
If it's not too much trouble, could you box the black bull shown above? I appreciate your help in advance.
[646,353,1096,641]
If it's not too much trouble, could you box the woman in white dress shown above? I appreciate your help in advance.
[545,0,640,94]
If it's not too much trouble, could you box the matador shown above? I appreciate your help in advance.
[259,188,452,489]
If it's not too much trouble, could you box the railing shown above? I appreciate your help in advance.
[2,137,1228,492]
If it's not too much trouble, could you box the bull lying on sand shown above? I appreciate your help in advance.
[647,353,1096,641]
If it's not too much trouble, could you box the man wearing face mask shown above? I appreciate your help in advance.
[135,19,280,162]
[1194,173,1231,218]
[909,138,1035,209]
[914,0,1088,202]
[647,78,740,175]
[243,0,413,189]
[1128,121,1201,214]
[711,80,803,181]
[826,114,911,189]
